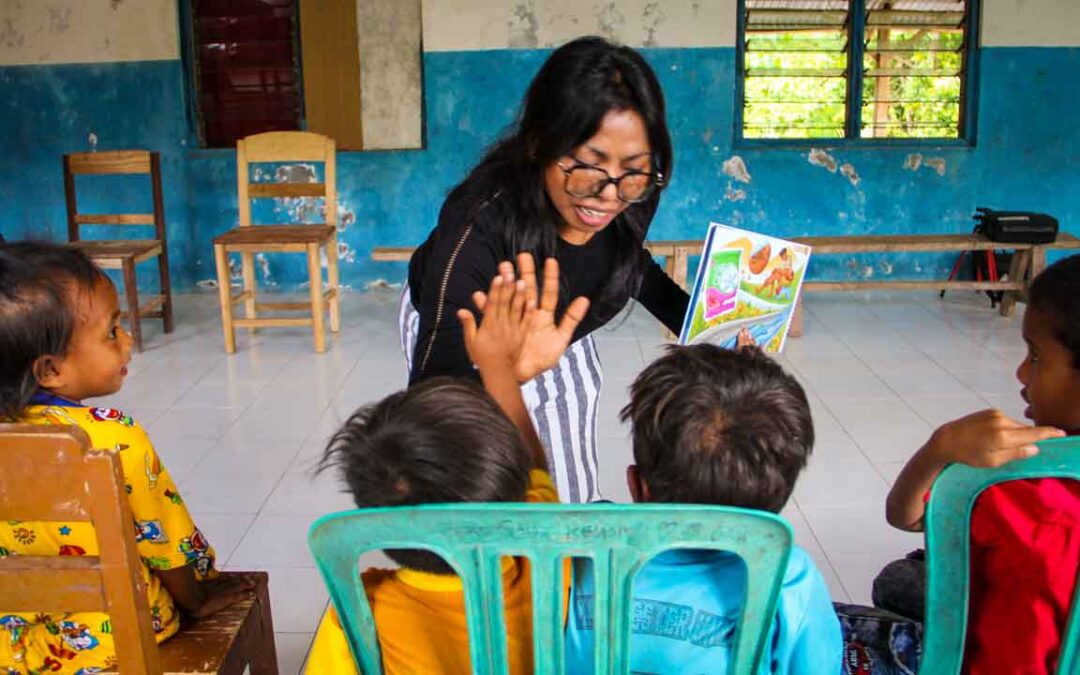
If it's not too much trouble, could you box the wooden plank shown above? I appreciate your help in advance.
[0,558,105,612]
[234,317,313,328]
[254,301,312,311]
[791,234,1032,253]
[248,183,328,199]
[1047,232,1080,249]
[299,0,364,150]
[372,246,416,261]
[213,225,335,246]
[75,213,155,225]
[804,280,1025,292]
[67,150,152,175]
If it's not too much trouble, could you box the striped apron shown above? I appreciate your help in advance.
[399,287,603,503]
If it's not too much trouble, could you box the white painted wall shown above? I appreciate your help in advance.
[422,0,740,51]
[980,0,1080,46]
[421,0,1080,51]
[358,0,423,149]
[0,0,178,66]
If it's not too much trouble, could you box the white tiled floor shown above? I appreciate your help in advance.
[97,288,1032,672]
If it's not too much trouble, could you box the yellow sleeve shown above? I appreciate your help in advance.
[526,469,559,504]
[306,606,361,675]
[109,418,216,577]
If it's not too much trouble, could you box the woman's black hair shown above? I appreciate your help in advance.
[450,35,673,323]
[0,241,107,418]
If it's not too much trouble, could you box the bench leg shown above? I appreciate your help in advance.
[788,298,805,338]
[121,258,143,352]
[214,245,237,354]
[247,573,279,675]
[1000,249,1031,317]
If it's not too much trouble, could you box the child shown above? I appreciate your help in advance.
[881,253,1079,672]
[565,344,843,673]
[0,242,252,674]
[305,254,588,673]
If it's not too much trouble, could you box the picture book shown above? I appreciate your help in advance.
[677,223,812,353]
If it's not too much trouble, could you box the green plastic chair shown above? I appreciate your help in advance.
[923,436,1080,674]
[308,502,794,674]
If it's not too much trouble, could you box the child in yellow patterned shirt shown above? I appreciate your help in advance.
[0,242,253,674]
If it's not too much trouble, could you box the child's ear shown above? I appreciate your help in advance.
[626,465,651,503]
[32,355,64,389]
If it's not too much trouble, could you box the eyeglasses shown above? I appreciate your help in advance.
[556,160,663,204]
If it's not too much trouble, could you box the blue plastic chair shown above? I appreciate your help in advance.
[923,436,1080,674]
[308,502,794,674]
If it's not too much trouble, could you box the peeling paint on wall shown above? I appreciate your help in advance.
[641,2,664,48]
[724,183,747,202]
[508,2,539,49]
[904,153,946,176]
[195,278,218,290]
[722,155,751,183]
[839,163,860,187]
[807,148,838,173]
[256,253,274,285]
[924,157,947,176]
[595,2,626,41]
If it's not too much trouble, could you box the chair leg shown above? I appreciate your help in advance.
[307,243,326,353]
[214,245,237,354]
[241,251,258,333]
[121,258,143,352]
[327,234,341,333]
[158,251,175,334]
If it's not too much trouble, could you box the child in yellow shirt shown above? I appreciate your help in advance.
[0,242,253,674]
[306,254,588,673]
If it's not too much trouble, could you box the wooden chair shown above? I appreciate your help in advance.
[922,436,1080,674]
[212,131,341,353]
[63,150,175,352]
[309,502,793,674]
[0,424,278,674]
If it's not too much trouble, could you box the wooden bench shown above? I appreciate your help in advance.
[369,233,1080,337]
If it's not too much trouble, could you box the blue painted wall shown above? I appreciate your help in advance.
[1,47,1077,290]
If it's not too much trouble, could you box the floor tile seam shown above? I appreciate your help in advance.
[789,499,856,602]
[822,348,925,468]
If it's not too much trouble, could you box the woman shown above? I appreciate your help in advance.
[402,36,689,502]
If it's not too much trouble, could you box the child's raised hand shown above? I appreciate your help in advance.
[457,263,529,373]
[513,253,590,383]
[932,409,1065,468]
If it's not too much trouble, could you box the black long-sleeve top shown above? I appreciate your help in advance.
[407,192,689,383]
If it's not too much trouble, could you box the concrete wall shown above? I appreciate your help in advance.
[0,0,1078,292]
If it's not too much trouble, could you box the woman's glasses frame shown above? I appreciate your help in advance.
[556,159,664,204]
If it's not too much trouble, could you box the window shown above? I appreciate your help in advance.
[738,0,978,141]
[186,0,304,148]
[182,0,365,149]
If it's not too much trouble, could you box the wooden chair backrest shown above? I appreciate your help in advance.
[0,424,162,674]
[63,150,166,243]
[237,131,337,229]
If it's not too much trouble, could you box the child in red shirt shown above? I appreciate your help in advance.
[884,253,1080,672]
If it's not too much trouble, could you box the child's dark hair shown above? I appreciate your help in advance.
[0,242,107,418]
[622,345,813,513]
[1029,254,1080,368]
[320,377,531,573]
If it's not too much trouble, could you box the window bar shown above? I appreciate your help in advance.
[845,0,868,139]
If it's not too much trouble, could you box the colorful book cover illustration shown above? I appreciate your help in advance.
[678,223,812,352]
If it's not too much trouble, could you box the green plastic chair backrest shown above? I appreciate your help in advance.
[923,436,1080,674]
[308,502,794,675]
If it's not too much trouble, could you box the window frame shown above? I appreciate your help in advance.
[733,0,982,148]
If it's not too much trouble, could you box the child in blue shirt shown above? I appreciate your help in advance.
[565,345,842,673]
